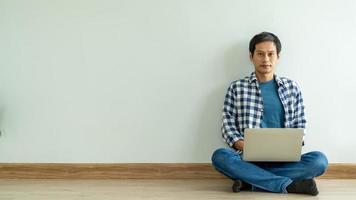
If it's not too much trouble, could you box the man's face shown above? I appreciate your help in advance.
[250,41,279,76]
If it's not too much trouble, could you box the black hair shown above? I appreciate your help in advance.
[249,32,281,57]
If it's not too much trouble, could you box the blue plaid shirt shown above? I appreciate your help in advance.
[222,72,306,148]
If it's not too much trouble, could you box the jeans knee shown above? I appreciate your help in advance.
[211,148,230,166]
[308,151,329,176]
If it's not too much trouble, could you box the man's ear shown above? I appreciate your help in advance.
[249,52,253,61]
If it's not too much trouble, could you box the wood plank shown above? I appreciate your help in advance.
[321,163,356,179]
[0,163,223,179]
[1,179,356,199]
[0,163,355,179]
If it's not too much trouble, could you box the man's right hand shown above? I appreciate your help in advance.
[233,140,244,151]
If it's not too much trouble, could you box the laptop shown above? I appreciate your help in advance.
[242,128,304,162]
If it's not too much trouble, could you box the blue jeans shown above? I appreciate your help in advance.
[211,148,328,193]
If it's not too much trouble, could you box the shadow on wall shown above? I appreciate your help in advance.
[192,41,253,162]
[223,41,252,80]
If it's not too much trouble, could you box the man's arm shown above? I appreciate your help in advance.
[233,140,244,151]
[222,84,244,150]
[293,86,307,129]
[293,84,307,145]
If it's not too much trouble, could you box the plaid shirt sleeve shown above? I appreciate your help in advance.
[292,82,307,145]
[293,83,307,129]
[221,83,244,147]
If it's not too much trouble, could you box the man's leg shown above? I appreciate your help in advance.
[211,148,292,193]
[260,151,328,195]
[263,151,328,180]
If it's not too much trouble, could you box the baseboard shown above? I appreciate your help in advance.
[0,163,355,179]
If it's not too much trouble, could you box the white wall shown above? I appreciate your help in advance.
[0,0,355,163]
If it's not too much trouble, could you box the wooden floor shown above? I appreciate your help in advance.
[0,179,355,199]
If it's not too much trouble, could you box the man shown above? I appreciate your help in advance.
[211,32,328,195]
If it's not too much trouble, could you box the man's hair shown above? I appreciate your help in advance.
[249,32,281,57]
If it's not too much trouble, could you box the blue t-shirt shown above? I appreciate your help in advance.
[259,79,285,128]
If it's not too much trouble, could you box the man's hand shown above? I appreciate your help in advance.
[233,140,244,151]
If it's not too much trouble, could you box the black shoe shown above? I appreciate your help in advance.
[232,180,252,193]
[286,179,319,196]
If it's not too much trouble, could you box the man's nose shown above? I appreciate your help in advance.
[262,55,269,62]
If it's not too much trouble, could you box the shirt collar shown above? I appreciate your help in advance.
[248,72,284,86]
